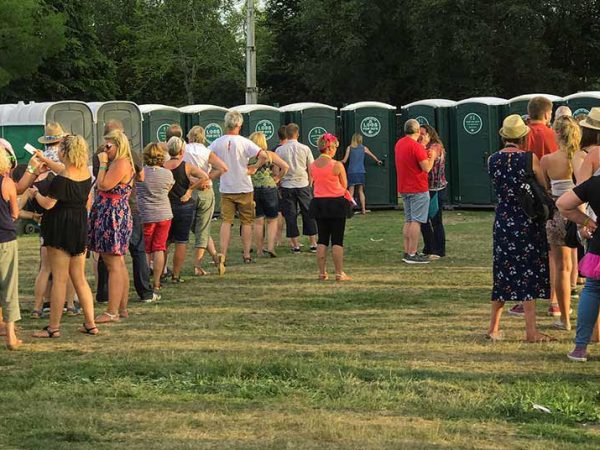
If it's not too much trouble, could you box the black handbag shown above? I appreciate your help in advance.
[517,152,556,224]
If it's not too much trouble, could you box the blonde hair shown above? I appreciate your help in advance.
[187,126,206,144]
[60,135,89,169]
[143,142,165,167]
[351,133,363,147]
[103,129,133,168]
[249,132,268,151]
[167,136,186,157]
[0,150,11,174]
[554,116,581,175]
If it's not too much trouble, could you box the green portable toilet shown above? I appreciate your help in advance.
[401,99,457,205]
[179,104,229,144]
[507,94,563,119]
[280,102,338,157]
[2,101,94,163]
[231,104,282,149]
[451,97,508,206]
[88,101,143,154]
[340,101,397,208]
[139,104,182,145]
[564,92,600,119]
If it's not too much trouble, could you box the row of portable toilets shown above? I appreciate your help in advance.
[1,92,599,209]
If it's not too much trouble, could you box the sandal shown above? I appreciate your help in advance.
[216,253,226,276]
[335,272,352,281]
[524,333,557,343]
[95,312,120,324]
[119,310,129,319]
[171,276,185,283]
[6,339,23,351]
[66,307,81,316]
[265,250,277,258]
[194,267,208,276]
[32,326,61,339]
[79,323,99,335]
[31,309,43,319]
[484,331,504,342]
[318,272,329,281]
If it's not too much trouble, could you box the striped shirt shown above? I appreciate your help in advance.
[136,166,174,223]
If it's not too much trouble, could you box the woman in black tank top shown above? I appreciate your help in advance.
[163,137,209,283]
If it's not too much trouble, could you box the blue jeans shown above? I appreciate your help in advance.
[575,278,600,347]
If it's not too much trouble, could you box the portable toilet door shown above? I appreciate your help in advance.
[2,101,94,163]
[231,104,283,149]
[341,101,397,208]
[139,104,182,145]
[451,97,508,206]
[88,101,143,155]
[0,104,17,140]
[564,92,600,119]
[280,102,338,157]
[400,99,456,204]
[507,94,563,120]
[179,105,229,145]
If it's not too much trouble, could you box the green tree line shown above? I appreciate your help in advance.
[1,0,599,107]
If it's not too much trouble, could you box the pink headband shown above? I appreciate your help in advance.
[322,133,338,144]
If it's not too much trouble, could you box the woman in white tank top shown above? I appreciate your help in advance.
[540,116,581,330]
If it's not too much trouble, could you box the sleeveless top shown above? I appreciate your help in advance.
[311,159,346,198]
[550,179,575,197]
[168,161,192,205]
[428,143,447,191]
[347,145,366,174]
[249,153,277,188]
[0,175,16,243]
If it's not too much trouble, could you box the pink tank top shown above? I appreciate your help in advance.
[311,159,346,198]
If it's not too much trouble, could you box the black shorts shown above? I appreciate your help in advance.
[168,201,195,244]
[254,187,279,219]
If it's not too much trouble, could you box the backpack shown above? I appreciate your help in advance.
[517,152,555,224]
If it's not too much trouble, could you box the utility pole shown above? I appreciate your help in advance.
[245,0,258,104]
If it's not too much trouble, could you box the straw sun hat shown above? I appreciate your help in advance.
[579,107,600,131]
[499,114,530,139]
[38,122,66,144]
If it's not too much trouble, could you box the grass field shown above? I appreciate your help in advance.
[2,210,600,449]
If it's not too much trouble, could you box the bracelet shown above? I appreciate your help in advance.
[27,165,36,174]
[583,216,591,227]
[99,165,108,170]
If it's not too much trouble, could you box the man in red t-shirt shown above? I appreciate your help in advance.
[526,96,558,160]
[395,119,437,264]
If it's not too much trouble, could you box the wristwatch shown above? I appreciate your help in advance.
[27,165,36,174]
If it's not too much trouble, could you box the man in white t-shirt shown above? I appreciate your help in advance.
[276,123,318,252]
[208,111,267,275]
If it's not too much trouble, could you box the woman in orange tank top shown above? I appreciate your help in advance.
[309,133,351,281]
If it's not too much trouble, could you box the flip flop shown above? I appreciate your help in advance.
[95,312,120,324]
[194,267,208,276]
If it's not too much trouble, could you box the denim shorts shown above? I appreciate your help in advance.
[168,201,195,244]
[401,192,430,223]
[254,187,279,219]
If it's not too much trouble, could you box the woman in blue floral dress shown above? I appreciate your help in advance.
[487,115,554,342]
[88,129,135,324]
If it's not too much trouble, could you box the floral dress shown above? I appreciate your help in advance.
[488,150,550,301]
[88,182,133,255]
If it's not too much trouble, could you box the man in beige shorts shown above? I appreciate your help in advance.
[208,111,267,275]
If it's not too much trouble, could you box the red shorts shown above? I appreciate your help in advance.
[143,220,172,253]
